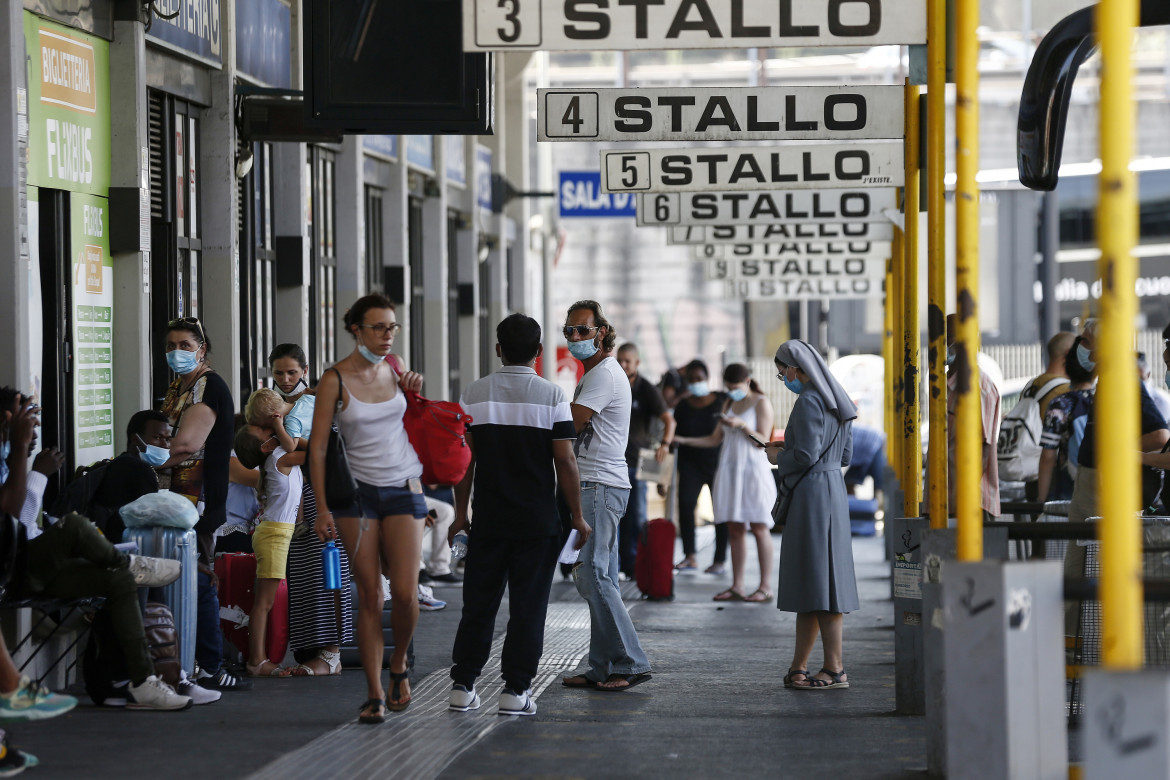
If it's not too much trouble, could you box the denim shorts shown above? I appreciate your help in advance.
[334,479,427,520]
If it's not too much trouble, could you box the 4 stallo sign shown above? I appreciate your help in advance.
[705,256,885,281]
[600,142,903,194]
[721,276,881,300]
[693,240,891,261]
[636,189,896,225]
[538,85,903,142]
[464,0,926,51]
[668,222,894,245]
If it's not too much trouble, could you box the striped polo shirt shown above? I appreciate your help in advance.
[459,365,576,538]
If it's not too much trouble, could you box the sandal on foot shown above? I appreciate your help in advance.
[713,588,745,602]
[743,588,774,603]
[247,660,292,678]
[596,672,652,692]
[358,698,386,724]
[291,649,342,677]
[562,675,597,689]
[793,668,849,690]
[783,669,810,688]
[387,670,411,711]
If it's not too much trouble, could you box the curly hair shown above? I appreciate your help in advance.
[566,300,617,352]
[343,294,396,338]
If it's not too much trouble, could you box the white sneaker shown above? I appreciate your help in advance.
[126,675,192,711]
[126,555,182,587]
[449,684,481,712]
[176,671,221,705]
[498,689,536,716]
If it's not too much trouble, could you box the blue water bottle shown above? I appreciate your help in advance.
[322,540,341,591]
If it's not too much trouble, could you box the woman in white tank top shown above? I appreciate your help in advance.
[309,294,427,723]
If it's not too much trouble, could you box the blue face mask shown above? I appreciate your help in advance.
[357,344,383,364]
[0,440,9,462]
[567,339,599,361]
[783,376,804,394]
[166,347,200,375]
[688,381,709,397]
[1077,342,1096,372]
[727,388,748,402]
[138,444,170,467]
[945,346,956,367]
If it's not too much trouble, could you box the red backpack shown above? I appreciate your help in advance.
[387,356,473,486]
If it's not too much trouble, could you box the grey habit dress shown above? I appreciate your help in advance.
[775,388,860,614]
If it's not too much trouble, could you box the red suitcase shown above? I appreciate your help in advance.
[214,552,290,665]
[636,456,676,601]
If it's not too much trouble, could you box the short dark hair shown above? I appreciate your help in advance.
[166,316,212,354]
[496,313,541,365]
[0,387,19,415]
[1163,320,1170,341]
[566,300,617,352]
[343,294,396,338]
[723,363,761,395]
[234,426,268,470]
[617,343,638,356]
[126,410,169,445]
[1065,336,1094,382]
[268,343,308,369]
[683,359,709,381]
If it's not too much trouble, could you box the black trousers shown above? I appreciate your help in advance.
[450,533,560,693]
[677,458,728,563]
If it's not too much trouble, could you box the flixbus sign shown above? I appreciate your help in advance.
[24,14,111,196]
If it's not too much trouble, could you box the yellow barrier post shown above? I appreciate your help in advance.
[926,0,948,530]
[885,256,896,465]
[1096,0,1143,670]
[902,82,922,517]
[954,0,982,562]
[891,223,905,486]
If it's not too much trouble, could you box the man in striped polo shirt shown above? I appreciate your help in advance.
[446,314,589,716]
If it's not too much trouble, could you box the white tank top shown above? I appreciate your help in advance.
[337,379,423,487]
[260,445,304,524]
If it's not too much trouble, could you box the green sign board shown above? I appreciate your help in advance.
[24,13,111,196]
[71,191,114,464]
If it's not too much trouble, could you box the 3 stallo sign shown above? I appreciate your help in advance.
[538,85,903,142]
[464,0,927,51]
[600,142,902,194]
[693,240,891,261]
[667,222,894,245]
[636,189,896,225]
[705,256,885,281]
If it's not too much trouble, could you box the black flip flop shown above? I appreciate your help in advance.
[358,698,386,724]
[562,675,597,689]
[596,672,652,692]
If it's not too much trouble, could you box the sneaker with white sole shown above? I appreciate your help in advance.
[196,668,253,692]
[498,688,536,716]
[0,676,78,722]
[126,555,181,588]
[126,675,192,711]
[176,672,221,705]
[417,584,446,611]
[449,684,481,712]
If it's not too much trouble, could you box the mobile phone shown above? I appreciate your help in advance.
[745,431,767,448]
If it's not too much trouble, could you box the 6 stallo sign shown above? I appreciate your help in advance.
[600,142,903,194]
[464,0,926,51]
[693,240,891,261]
[636,189,896,225]
[668,222,894,245]
[538,85,903,142]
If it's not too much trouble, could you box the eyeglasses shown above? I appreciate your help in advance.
[563,325,599,339]
[358,323,402,337]
[775,363,788,381]
[167,316,205,344]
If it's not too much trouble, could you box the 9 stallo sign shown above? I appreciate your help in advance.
[636,189,896,226]
[600,142,902,194]
[538,85,903,142]
[464,0,926,51]
[668,222,894,245]
[694,240,891,261]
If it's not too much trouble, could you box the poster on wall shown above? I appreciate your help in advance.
[71,193,115,464]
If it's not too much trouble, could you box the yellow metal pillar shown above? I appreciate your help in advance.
[954,0,982,561]
[902,82,922,517]
[1096,0,1143,670]
[884,256,896,468]
[891,225,905,486]
[926,0,949,530]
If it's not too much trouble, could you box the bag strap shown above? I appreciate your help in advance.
[778,420,843,497]
[329,367,347,418]
[1033,376,1070,401]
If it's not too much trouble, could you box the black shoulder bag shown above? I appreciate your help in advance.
[1141,439,1170,515]
[772,423,842,527]
[324,368,358,512]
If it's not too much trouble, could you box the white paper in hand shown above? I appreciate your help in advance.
[558,530,582,565]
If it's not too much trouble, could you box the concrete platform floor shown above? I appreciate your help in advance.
[14,531,929,779]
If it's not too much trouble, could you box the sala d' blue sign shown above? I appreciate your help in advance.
[558,171,635,218]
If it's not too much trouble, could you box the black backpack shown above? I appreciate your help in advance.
[49,460,112,531]
[82,608,128,706]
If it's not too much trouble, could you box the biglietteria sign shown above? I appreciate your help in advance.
[538,86,903,142]
[636,189,896,225]
[464,0,927,51]
[600,143,903,193]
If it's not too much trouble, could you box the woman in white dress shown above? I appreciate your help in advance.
[673,364,777,602]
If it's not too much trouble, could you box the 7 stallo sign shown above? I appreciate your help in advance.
[668,222,894,245]
[538,85,903,142]
[636,189,896,225]
[694,240,891,261]
[600,142,903,194]
[720,276,882,300]
[705,256,885,281]
[464,0,927,51]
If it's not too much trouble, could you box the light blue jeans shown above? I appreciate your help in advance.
[574,481,651,682]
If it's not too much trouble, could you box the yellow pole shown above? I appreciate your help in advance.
[1096,0,1142,670]
[954,0,982,562]
[902,82,922,517]
[892,223,905,489]
[926,0,948,530]
[885,257,896,468]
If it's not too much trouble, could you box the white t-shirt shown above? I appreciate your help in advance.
[259,445,303,524]
[572,356,632,489]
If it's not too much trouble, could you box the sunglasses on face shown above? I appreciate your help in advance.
[563,325,599,339]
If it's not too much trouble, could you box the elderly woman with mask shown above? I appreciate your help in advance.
[766,340,858,690]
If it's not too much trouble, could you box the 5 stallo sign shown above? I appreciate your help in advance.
[636,189,896,225]
[538,85,903,142]
[464,0,927,51]
[668,222,894,245]
[693,240,891,261]
[600,142,903,194]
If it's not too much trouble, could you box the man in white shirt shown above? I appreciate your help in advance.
[559,301,652,692]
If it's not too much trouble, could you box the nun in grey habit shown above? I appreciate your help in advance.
[768,339,858,690]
